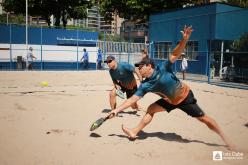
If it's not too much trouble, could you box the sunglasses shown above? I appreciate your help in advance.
[106,60,113,64]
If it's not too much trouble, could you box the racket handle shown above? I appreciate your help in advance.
[105,112,115,120]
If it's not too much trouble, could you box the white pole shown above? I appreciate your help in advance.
[26,0,28,59]
[7,12,9,25]
[231,56,234,67]
[219,41,224,78]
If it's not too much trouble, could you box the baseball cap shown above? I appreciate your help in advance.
[104,56,115,63]
[134,58,154,67]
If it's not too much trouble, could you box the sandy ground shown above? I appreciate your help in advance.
[0,71,247,165]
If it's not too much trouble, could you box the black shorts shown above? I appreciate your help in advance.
[120,86,137,99]
[155,90,205,117]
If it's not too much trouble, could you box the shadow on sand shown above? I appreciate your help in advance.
[109,131,225,147]
[102,108,140,117]
[90,132,102,138]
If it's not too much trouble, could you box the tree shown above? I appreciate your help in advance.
[0,13,25,24]
[98,0,204,23]
[232,32,248,52]
[231,32,248,68]
[2,0,92,27]
[50,0,92,28]
[221,0,248,8]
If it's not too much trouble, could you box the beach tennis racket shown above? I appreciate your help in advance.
[116,89,127,99]
[90,113,115,131]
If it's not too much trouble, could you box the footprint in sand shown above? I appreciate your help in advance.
[46,129,78,135]
[14,103,27,111]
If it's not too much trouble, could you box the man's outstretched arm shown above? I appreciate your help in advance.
[169,26,193,63]
[109,95,142,118]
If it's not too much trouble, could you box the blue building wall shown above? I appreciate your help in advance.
[149,2,248,75]
[153,57,206,75]
[149,4,218,42]
[149,3,246,42]
[215,9,248,40]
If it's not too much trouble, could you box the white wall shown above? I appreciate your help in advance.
[0,44,98,63]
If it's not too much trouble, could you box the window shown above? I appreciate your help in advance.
[154,42,172,59]
[185,41,198,60]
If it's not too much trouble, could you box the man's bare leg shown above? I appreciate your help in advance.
[109,88,117,109]
[197,115,235,150]
[182,71,185,80]
[122,103,164,139]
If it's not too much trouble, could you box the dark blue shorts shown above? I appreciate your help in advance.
[155,90,205,117]
[121,86,137,99]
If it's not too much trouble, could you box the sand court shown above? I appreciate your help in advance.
[0,71,247,165]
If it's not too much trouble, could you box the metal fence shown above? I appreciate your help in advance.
[1,5,248,89]
[97,40,147,66]
[0,24,147,70]
[146,7,248,88]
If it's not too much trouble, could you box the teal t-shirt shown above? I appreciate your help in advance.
[109,62,137,89]
[135,60,189,104]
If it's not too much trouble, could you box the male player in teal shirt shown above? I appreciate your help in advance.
[108,26,234,150]
[104,56,142,111]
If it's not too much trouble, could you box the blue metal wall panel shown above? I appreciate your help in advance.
[149,4,219,42]
[11,25,26,44]
[150,4,216,21]
[0,61,97,70]
[29,27,42,44]
[215,3,241,12]
[149,20,177,41]
[215,9,248,40]
[0,25,99,45]
[0,25,10,43]
[150,3,247,42]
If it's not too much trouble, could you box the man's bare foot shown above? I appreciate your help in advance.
[132,106,145,112]
[135,107,143,111]
[227,144,236,151]
[223,138,236,151]
[121,125,138,140]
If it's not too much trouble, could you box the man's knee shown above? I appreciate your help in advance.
[131,102,138,109]
[147,103,164,115]
[197,115,217,129]
[197,115,209,123]
[110,89,116,98]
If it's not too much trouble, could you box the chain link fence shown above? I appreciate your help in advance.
[0,6,248,89]
[0,24,147,70]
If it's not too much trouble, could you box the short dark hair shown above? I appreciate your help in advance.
[104,55,115,63]
[135,58,155,69]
